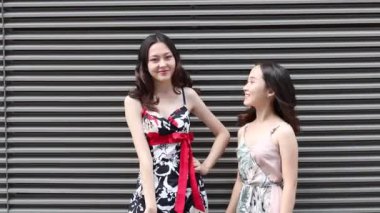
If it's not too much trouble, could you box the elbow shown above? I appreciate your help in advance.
[283,178,297,191]
[222,128,231,143]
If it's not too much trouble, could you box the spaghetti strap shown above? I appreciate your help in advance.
[181,87,186,105]
[270,125,281,135]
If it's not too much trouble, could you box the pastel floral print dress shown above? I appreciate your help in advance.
[236,125,283,213]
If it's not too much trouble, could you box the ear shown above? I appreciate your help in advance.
[267,88,275,98]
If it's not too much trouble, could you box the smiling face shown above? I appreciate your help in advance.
[147,42,176,83]
[243,65,273,107]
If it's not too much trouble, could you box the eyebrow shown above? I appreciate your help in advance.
[149,52,172,57]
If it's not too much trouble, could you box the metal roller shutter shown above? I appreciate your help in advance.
[1,0,380,212]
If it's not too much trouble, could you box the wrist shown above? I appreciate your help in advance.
[145,205,157,211]
[200,163,211,175]
[145,201,157,209]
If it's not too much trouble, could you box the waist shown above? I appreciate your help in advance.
[146,132,193,146]
[242,180,282,188]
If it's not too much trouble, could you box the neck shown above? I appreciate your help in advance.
[154,81,174,95]
[254,103,276,122]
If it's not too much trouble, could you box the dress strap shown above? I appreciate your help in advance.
[140,106,147,116]
[270,125,281,135]
[181,87,186,105]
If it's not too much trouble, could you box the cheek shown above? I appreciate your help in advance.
[169,59,176,68]
[147,63,156,72]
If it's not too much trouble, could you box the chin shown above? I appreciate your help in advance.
[243,100,250,107]
[155,76,172,82]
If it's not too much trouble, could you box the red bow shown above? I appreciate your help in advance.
[147,132,205,213]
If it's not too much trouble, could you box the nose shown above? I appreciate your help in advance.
[243,83,248,91]
[158,58,166,67]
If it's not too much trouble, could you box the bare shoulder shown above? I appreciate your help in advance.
[183,87,199,99]
[237,125,245,139]
[236,124,247,146]
[124,96,142,112]
[274,123,297,145]
[182,87,201,110]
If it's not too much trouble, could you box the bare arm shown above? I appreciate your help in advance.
[124,96,157,212]
[226,172,243,213]
[186,87,230,174]
[277,125,298,213]
[226,127,244,213]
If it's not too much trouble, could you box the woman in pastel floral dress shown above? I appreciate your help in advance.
[227,63,299,213]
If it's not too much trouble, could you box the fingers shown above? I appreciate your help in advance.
[193,157,201,173]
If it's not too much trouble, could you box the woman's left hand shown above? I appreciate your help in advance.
[193,157,209,175]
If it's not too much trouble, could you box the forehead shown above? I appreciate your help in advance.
[148,42,172,56]
[249,65,263,78]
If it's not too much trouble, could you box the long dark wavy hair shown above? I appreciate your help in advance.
[129,32,193,110]
[238,62,300,134]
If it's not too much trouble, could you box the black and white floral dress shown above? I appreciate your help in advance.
[128,90,208,213]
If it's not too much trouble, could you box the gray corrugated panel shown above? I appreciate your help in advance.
[5,8,380,18]
[302,124,380,131]
[298,94,380,100]
[300,146,380,152]
[5,41,380,50]
[7,137,131,143]
[6,75,133,81]
[6,115,235,122]
[6,52,380,60]
[299,104,380,111]
[6,96,243,102]
[293,73,380,80]
[6,75,243,81]
[300,166,380,173]
[299,176,380,183]
[8,157,137,163]
[7,167,236,174]
[299,134,380,141]
[5,63,380,71]
[8,178,136,184]
[6,127,239,133]
[1,147,232,154]
[297,83,380,90]
[1,85,295,92]
[4,0,380,7]
[301,156,380,163]
[5,18,380,28]
[9,199,129,204]
[7,177,234,185]
[7,106,123,112]
[297,197,380,204]
[9,210,126,213]
[294,209,380,213]
[4,0,380,212]
[5,65,132,71]
[7,168,138,174]
[6,30,380,40]
[5,86,131,91]
[7,148,134,154]
[6,106,244,112]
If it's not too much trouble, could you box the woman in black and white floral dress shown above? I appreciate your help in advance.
[124,32,230,213]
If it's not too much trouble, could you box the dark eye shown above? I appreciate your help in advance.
[150,58,158,62]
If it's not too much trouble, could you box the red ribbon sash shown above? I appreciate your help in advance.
[146,132,205,213]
